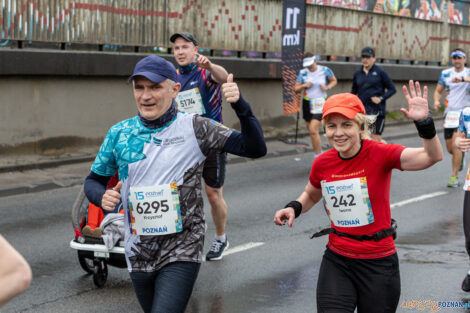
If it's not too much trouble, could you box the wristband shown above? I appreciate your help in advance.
[414,113,436,139]
[463,77,466,83]
[285,200,302,218]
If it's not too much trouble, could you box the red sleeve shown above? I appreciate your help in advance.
[377,143,406,171]
[309,157,322,189]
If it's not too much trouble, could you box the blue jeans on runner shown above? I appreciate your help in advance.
[129,261,201,313]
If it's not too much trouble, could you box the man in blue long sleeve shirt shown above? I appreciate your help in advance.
[351,46,396,142]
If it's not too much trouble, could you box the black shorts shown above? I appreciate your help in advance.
[444,127,458,140]
[370,115,385,135]
[302,98,322,122]
[317,247,400,313]
[203,152,226,188]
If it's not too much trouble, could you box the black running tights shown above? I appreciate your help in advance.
[464,191,470,257]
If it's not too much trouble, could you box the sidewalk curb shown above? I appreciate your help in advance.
[0,177,84,198]
[0,156,95,174]
[0,126,444,198]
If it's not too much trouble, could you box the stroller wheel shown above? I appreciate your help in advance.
[93,260,108,288]
[77,251,93,274]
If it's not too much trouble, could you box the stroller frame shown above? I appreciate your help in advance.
[69,186,127,287]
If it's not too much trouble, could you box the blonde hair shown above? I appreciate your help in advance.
[354,113,372,140]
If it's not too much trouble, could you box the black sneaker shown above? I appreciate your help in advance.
[205,238,229,261]
[462,273,470,292]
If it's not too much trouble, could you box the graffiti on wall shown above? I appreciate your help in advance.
[307,0,469,24]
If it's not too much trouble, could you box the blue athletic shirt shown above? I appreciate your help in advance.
[177,63,223,123]
[437,67,470,113]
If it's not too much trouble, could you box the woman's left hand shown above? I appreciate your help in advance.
[401,80,429,121]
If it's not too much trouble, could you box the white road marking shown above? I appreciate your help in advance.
[224,242,265,256]
[390,191,448,210]
[203,242,265,262]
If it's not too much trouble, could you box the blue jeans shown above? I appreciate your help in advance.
[129,261,201,313]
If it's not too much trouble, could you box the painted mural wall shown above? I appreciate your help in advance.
[306,0,470,25]
[0,1,467,62]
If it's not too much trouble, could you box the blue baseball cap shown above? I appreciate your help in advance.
[128,55,177,83]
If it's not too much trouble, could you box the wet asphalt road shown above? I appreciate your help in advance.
[2,135,470,313]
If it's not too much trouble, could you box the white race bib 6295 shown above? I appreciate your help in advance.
[444,110,461,129]
[321,177,374,227]
[128,183,182,236]
[176,88,205,115]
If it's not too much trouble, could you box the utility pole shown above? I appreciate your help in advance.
[441,0,450,66]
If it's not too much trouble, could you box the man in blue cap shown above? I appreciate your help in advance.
[84,55,266,313]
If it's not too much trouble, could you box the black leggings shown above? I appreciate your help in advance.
[130,261,201,313]
[464,191,470,257]
[316,248,401,313]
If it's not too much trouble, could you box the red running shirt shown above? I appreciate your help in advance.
[309,139,406,259]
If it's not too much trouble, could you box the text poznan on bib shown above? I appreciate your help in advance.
[128,183,182,236]
[321,177,374,227]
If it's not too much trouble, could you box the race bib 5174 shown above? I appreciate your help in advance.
[176,88,205,115]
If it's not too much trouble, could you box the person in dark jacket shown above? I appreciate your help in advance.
[351,46,396,142]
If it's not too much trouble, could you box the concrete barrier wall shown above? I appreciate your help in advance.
[0,50,445,153]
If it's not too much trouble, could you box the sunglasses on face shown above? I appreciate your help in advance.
[452,56,464,60]
[361,55,372,59]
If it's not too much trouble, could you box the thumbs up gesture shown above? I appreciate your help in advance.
[101,181,122,211]
[222,74,239,103]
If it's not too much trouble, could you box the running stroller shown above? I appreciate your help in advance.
[69,185,126,287]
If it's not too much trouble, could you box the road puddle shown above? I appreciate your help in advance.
[398,244,467,264]
[397,218,461,245]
